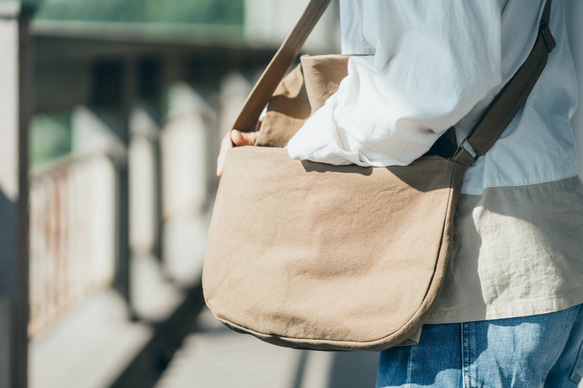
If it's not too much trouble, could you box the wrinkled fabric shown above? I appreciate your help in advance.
[287,0,579,195]
[426,176,583,324]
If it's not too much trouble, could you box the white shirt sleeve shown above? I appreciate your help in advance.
[287,0,507,167]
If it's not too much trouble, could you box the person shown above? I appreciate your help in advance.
[217,0,583,386]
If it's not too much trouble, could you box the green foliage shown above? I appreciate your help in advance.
[30,112,73,166]
[35,0,245,25]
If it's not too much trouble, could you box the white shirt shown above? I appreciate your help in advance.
[287,0,579,195]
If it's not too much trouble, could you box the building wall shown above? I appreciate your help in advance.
[244,0,340,53]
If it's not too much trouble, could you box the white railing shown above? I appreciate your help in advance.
[28,154,116,337]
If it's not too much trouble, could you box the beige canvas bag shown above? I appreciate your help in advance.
[203,0,555,351]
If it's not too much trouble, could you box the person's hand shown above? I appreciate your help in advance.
[216,129,259,177]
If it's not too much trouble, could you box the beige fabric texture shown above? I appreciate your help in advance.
[426,175,583,324]
[204,147,465,351]
[256,55,349,148]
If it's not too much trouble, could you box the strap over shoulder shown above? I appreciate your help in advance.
[453,0,555,166]
[232,0,333,132]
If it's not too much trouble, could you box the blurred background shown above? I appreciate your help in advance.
[0,0,582,387]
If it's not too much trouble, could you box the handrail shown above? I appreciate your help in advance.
[30,144,127,179]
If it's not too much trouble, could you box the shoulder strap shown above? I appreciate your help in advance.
[232,0,333,132]
[453,0,555,166]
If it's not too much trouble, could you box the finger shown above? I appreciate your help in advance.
[216,132,233,177]
[231,130,259,147]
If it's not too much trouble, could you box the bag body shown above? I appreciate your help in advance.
[203,55,467,351]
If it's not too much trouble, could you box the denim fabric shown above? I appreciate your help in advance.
[377,305,583,387]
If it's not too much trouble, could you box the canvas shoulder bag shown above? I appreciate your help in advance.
[203,0,556,351]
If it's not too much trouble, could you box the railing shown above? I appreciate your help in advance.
[28,153,117,337]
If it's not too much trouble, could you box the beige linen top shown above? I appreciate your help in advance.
[426,176,583,324]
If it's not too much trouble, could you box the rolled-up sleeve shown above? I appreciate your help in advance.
[287,1,506,166]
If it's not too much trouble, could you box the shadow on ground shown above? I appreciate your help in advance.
[155,307,378,388]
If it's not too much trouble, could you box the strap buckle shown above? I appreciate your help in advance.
[452,138,477,167]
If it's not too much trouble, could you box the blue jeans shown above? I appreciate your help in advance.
[377,305,583,387]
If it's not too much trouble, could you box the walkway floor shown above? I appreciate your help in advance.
[156,308,379,388]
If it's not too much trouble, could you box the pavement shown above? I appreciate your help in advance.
[156,308,379,388]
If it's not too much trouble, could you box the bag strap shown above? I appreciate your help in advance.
[232,0,333,132]
[233,0,555,168]
[453,0,555,166]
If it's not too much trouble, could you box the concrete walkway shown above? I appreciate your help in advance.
[156,308,379,388]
